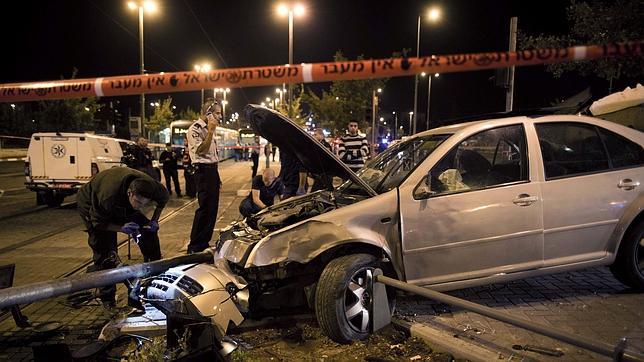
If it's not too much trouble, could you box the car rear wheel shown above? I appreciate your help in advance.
[610,221,644,290]
[315,254,392,344]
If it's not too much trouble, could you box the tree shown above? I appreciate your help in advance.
[519,0,643,93]
[178,107,200,121]
[275,84,305,125]
[34,96,100,133]
[147,97,175,139]
[303,52,388,135]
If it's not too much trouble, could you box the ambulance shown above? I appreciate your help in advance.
[24,132,129,206]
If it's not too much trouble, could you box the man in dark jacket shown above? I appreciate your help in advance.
[125,137,159,181]
[77,167,169,307]
[159,143,182,197]
[239,168,283,218]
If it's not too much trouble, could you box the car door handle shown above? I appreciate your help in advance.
[618,179,640,191]
[512,193,538,206]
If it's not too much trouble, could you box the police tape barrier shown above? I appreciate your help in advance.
[1,41,641,103]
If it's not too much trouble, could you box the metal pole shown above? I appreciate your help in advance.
[506,17,517,112]
[0,251,215,310]
[412,16,420,135]
[138,6,145,137]
[376,275,644,362]
[393,112,397,140]
[200,89,204,108]
[425,75,432,131]
[223,90,227,121]
[288,10,294,118]
[371,91,377,147]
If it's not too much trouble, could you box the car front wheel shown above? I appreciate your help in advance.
[610,221,644,290]
[315,254,388,344]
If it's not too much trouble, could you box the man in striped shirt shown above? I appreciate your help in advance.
[337,121,370,172]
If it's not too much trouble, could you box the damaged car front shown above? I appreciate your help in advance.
[211,105,449,343]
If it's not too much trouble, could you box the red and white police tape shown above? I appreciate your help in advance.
[0,41,641,103]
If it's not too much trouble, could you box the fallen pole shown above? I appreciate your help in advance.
[376,275,644,362]
[0,250,215,310]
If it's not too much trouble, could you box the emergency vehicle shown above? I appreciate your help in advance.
[24,132,128,206]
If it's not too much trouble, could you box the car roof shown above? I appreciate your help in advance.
[409,114,644,145]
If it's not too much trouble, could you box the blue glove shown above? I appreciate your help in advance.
[147,220,159,233]
[121,222,140,235]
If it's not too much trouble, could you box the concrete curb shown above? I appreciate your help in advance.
[392,319,502,362]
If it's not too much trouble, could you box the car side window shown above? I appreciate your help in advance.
[427,124,527,196]
[535,122,609,179]
[597,127,644,169]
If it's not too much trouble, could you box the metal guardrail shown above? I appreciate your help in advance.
[375,275,644,362]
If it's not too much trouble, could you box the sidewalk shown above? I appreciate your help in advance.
[0,157,279,360]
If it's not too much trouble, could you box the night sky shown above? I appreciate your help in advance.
[2,1,602,130]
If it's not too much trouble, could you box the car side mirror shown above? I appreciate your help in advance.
[413,171,435,200]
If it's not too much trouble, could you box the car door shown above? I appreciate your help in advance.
[399,124,544,287]
[535,121,643,266]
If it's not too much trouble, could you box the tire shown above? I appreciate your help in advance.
[47,194,64,207]
[315,254,392,344]
[610,221,644,290]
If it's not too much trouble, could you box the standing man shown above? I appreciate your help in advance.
[279,149,308,199]
[187,99,222,253]
[239,168,283,218]
[311,128,334,191]
[337,120,370,173]
[126,137,159,181]
[250,135,260,179]
[77,167,168,308]
[159,143,182,197]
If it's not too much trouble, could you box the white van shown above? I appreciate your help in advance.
[24,132,129,206]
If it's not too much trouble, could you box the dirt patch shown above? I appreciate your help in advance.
[228,319,459,361]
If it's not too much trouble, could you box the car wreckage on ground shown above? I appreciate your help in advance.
[0,103,642,359]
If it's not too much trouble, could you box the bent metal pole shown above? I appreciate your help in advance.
[376,275,644,362]
[0,250,215,310]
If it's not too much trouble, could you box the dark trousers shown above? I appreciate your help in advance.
[251,152,259,178]
[86,212,161,302]
[188,165,221,253]
[239,197,261,218]
[312,174,333,192]
[184,169,196,197]
[163,167,181,196]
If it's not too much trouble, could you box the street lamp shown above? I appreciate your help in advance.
[127,0,157,137]
[392,111,398,140]
[421,72,439,130]
[194,63,212,106]
[276,2,305,116]
[408,112,414,136]
[371,88,382,146]
[413,5,442,134]
[214,88,230,119]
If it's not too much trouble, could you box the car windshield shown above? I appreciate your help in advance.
[339,134,451,195]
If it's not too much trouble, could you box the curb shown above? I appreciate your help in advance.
[392,319,503,362]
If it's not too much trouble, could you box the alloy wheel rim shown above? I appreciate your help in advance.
[343,267,374,333]
[637,233,644,276]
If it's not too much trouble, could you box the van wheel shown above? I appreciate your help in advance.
[46,194,65,207]
[315,254,394,344]
[610,221,644,290]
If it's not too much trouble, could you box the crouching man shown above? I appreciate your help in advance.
[239,168,283,218]
[77,167,169,308]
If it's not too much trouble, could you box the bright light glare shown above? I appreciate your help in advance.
[277,4,288,16]
[294,4,305,16]
[428,7,441,22]
[421,72,427,77]
[143,0,157,12]
[435,73,440,77]
[377,88,382,93]
[127,2,137,10]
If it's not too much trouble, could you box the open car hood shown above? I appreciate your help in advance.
[244,105,376,197]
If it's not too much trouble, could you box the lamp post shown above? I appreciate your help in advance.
[392,111,398,140]
[127,0,157,137]
[276,3,305,117]
[371,88,382,146]
[408,112,413,136]
[194,63,212,106]
[413,6,442,134]
[214,88,230,119]
[421,72,439,130]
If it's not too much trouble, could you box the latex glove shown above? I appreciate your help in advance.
[147,220,159,233]
[296,186,307,196]
[121,222,140,235]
